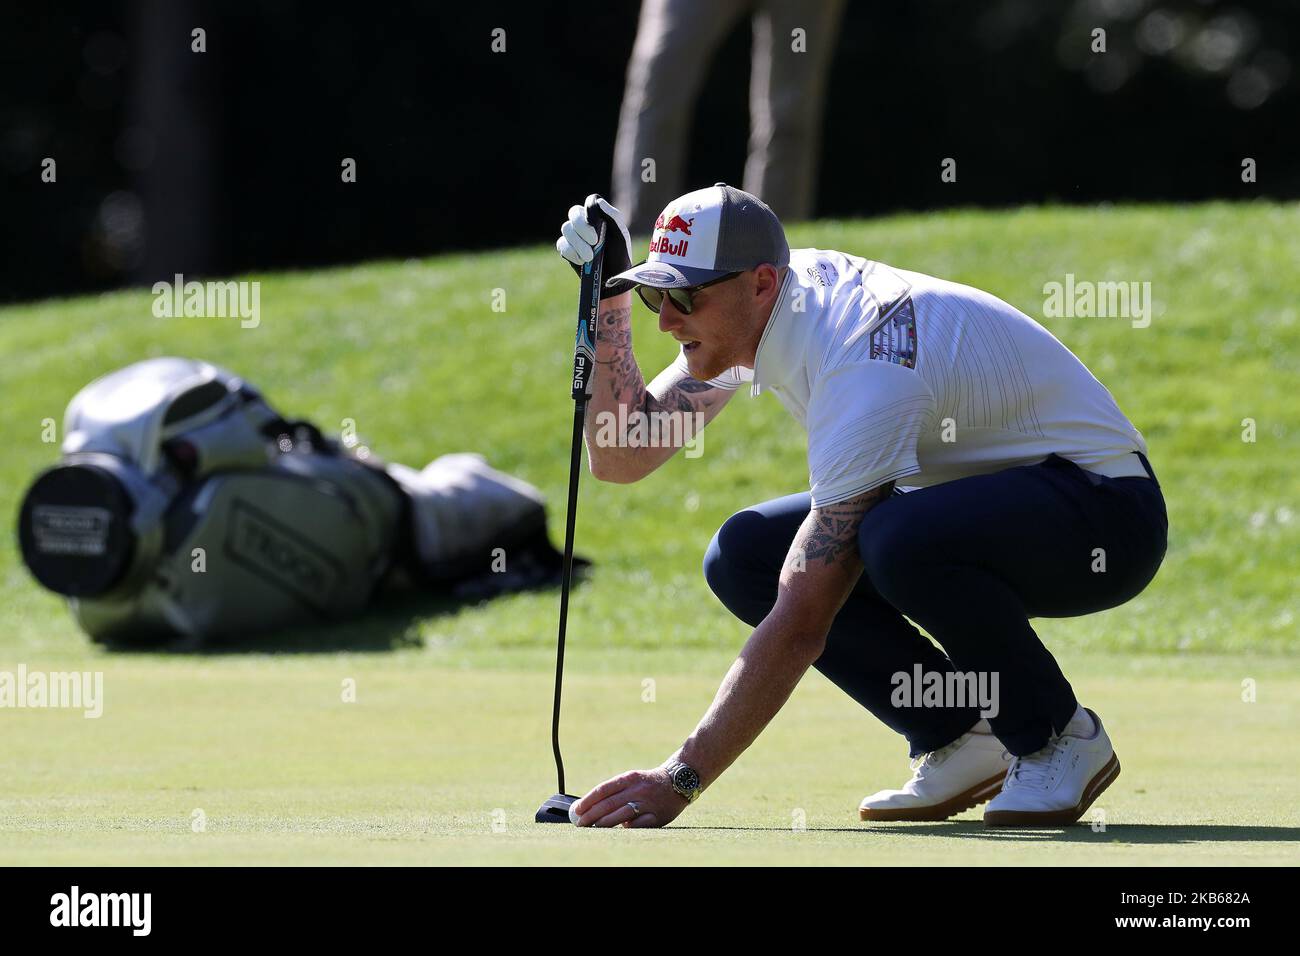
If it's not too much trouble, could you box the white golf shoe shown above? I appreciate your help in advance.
[983,707,1121,827]
[859,724,1011,821]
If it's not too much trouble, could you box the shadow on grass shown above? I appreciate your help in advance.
[673,823,1300,844]
[96,562,591,655]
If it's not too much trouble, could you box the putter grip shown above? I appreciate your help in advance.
[571,222,606,401]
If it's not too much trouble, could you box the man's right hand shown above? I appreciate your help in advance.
[556,194,634,299]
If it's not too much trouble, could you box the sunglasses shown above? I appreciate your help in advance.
[636,272,742,315]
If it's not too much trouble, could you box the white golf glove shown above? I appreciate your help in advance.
[556,194,634,299]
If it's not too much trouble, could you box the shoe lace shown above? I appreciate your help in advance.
[1006,738,1069,790]
[909,738,963,779]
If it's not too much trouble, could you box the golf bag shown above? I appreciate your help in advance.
[17,357,570,645]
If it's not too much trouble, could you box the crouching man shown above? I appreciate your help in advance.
[554,185,1167,827]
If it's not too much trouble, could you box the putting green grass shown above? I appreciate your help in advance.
[1,650,1296,865]
[1,202,1297,865]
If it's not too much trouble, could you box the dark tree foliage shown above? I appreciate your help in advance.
[2,0,1295,302]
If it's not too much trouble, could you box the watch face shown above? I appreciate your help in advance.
[673,766,700,793]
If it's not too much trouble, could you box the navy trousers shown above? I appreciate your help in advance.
[703,453,1168,756]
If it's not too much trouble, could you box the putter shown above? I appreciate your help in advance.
[536,218,606,824]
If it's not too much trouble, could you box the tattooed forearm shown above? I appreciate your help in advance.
[799,484,896,567]
[642,373,722,416]
[595,305,638,399]
[773,482,896,633]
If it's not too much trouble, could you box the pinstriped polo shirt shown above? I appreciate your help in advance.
[671,249,1148,507]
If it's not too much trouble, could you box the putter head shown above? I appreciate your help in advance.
[536,793,579,824]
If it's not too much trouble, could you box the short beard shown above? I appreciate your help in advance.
[690,346,733,382]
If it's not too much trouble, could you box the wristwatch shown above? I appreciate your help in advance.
[664,761,703,803]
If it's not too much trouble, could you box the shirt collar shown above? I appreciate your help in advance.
[750,264,801,396]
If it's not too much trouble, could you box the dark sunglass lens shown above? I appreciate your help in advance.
[637,286,664,313]
[668,289,694,314]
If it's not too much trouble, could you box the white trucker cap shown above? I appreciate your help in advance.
[607,183,790,290]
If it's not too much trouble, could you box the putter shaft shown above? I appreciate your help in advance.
[550,397,587,795]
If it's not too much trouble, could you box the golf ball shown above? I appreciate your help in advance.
[568,803,581,825]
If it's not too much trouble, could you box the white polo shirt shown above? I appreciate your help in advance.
[671,249,1149,506]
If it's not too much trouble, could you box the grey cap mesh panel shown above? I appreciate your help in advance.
[713,184,790,271]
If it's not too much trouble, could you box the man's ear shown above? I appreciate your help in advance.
[753,263,781,300]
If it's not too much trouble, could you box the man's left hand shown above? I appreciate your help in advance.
[571,768,687,828]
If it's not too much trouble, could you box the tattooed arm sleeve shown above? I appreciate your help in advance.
[667,482,897,789]
[584,293,736,483]
[776,483,897,631]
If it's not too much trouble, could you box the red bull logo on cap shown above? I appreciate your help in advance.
[650,214,693,258]
[654,214,694,235]
[650,236,689,257]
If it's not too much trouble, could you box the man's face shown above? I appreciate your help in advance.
[656,270,762,381]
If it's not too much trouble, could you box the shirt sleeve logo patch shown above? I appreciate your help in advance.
[869,297,918,369]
